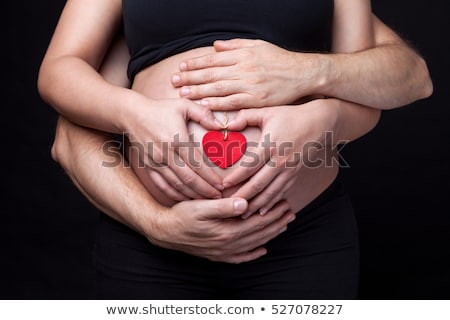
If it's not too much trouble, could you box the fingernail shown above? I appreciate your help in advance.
[171,74,181,85]
[201,99,209,107]
[180,87,190,96]
[215,183,224,191]
[279,227,288,234]
[241,211,253,219]
[179,62,187,71]
[288,215,296,223]
[259,207,269,216]
[222,182,231,189]
[234,199,247,213]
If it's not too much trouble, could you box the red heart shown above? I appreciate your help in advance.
[202,131,247,169]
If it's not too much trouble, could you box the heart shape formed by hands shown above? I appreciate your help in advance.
[202,131,247,169]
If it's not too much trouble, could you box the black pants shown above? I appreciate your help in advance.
[93,177,359,299]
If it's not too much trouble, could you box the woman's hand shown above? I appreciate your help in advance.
[124,95,224,199]
[171,39,319,110]
[148,197,295,264]
[223,100,338,217]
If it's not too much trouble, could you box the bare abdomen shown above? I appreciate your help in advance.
[129,47,338,211]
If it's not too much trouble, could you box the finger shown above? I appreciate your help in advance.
[168,157,223,199]
[184,101,223,130]
[237,210,295,253]
[226,108,266,131]
[179,103,225,192]
[172,66,234,88]
[256,194,287,217]
[220,247,268,264]
[213,38,263,51]
[179,51,237,72]
[145,145,218,198]
[192,197,248,220]
[223,204,294,256]
[232,200,291,238]
[179,80,244,101]
[222,132,271,188]
[148,170,191,201]
[176,140,225,191]
[232,164,281,210]
[150,168,206,200]
[246,171,295,215]
[200,93,256,111]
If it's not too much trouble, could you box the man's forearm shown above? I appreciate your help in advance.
[52,116,163,238]
[308,15,432,109]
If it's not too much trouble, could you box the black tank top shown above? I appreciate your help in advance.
[122,0,334,81]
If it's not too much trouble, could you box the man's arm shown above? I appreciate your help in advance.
[51,117,159,235]
[319,15,433,109]
[172,15,432,110]
[52,116,295,263]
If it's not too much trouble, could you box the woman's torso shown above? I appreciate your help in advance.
[122,0,334,81]
[124,0,338,211]
[129,47,339,211]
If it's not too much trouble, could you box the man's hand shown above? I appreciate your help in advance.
[149,197,295,264]
[171,39,314,110]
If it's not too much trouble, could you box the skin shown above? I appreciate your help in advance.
[173,16,432,110]
[53,117,293,263]
[39,0,432,263]
[50,32,294,264]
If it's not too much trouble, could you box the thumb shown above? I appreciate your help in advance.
[214,38,261,51]
[185,101,222,130]
[194,198,248,220]
[226,109,265,131]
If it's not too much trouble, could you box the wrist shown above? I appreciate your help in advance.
[139,204,168,244]
[118,184,170,243]
[305,98,341,143]
[293,53,333,97]
[313,54,340,97]
[117,89,152,135]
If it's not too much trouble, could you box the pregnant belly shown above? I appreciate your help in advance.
[129,46,338,210]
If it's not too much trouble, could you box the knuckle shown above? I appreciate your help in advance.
[213,81,225,91]
[150,150,164,165]
[206,54,216,66]
[218,232,234,243]
[181,174,195,187]
[228,96,241,108]
[279,201,291,214]
[185,60,195,70]
[204,70,215,82]
[189,162,201,173]
[172,180,186,192]
[240,50,252,59]
[255,221,266,231]
[255,90,268,102]
[201,106,213,118]
[250,74,263,84]
[156,182,170,193]
[263,187,278,198]
[252,181,265,193]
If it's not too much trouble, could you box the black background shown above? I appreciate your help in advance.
[3,1,449,299]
